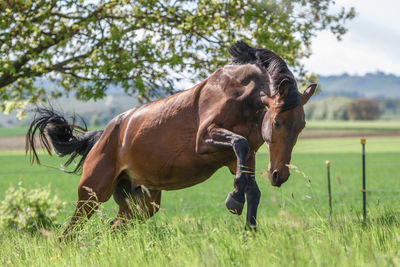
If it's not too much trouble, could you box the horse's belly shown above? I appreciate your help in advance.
[119,115,236,190]
[152,169,218,190]
[122,151,232,191]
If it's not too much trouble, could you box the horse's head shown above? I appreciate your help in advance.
[261,81,316,187]
[228,41,316,187]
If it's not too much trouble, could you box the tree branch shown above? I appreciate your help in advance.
[0,3,113,88]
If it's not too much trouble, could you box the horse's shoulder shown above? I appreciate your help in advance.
[209,64,267,96]
[220,64,266,85]
[207,65,268,102]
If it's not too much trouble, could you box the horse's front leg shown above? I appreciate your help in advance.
[228,153,261,226]
[245,153,261,229]
[197,127,250,215]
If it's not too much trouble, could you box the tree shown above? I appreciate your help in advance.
[348,99,380,120]
[304,96,351,120]
[0,0,355,113]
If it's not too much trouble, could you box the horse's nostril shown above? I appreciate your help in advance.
[272,171,280,185]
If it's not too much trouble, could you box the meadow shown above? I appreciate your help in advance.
[2,120,400,137]
[0,133,399,266]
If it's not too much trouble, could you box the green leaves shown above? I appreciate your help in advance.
[0,0,355,113]
[0,183,65,232]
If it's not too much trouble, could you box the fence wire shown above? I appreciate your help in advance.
[0,140,399,216]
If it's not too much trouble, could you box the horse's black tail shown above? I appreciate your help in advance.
[26,106,103,174]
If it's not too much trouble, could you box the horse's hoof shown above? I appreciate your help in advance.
[225,193,244,215]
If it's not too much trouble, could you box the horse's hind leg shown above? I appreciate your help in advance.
[111,175,132,226]
[111,175,161,229]
[63,154,117,238]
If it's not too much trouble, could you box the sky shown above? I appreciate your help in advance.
[302,0,400,76]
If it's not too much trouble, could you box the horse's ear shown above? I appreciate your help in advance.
[277,79,289,98]
[300,84,317,105]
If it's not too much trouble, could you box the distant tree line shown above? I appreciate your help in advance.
[305,97,384,121]
[348,99,380,120]
[89,106,126,126]
[376,99,400,120]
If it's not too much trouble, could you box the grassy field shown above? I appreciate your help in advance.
[0,126,104,137]
[306,120,400,131]
[1,120,400,137]
[0,136,399,266]
[0,127,29,137]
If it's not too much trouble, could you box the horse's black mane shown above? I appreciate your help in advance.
[228,41,299,111]
[229,41,290,75]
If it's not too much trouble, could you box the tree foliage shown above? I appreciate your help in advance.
[304,96,351,120]
[305,97,381,121]
[0,0,355,112]
[0,182,65,232]
[348,99,380,120]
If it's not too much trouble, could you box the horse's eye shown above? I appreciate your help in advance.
[274,120,280,128]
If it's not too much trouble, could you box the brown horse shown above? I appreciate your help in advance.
[26,41,316,235]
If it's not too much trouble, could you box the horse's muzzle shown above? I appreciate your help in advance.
[269,170,290,187]
[272,171,282,187]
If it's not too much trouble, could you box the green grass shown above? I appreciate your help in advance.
[1,120,400,137]
[0,127,29,137]
[0,137,400,266]
[306,120,400,131]
[0,126,103,137]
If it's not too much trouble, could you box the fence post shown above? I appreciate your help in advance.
[326,160,332,217]
[361,138,366,223]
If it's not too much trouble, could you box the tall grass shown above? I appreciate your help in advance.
[1,206,399,266]
[0,136,399,266]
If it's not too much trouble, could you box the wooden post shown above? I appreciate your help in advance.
[326,160,332,217]
[361,138,366,222]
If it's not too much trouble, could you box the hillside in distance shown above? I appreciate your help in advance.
[317,72,400,98]
[0,93,140,128]
[32,71,400,99]
[2,71,400,127]
[34,71,400,100]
